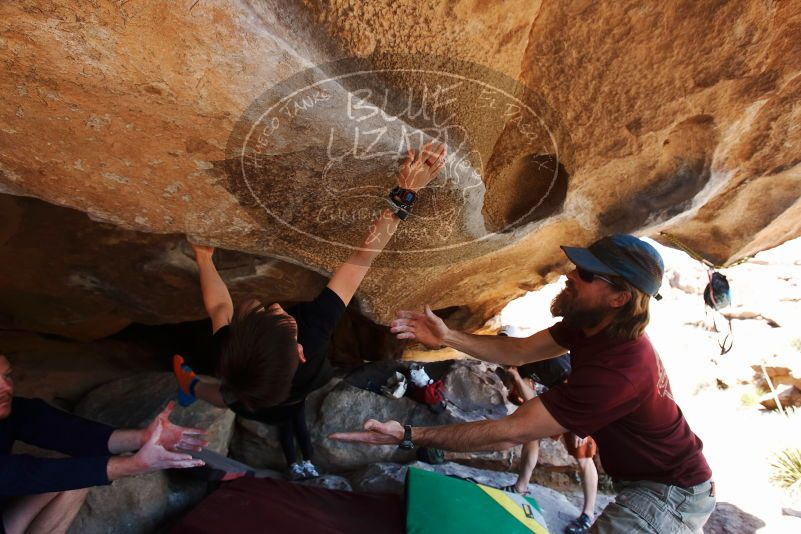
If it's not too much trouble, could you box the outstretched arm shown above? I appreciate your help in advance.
[107,415,205,481]
[191,244,234,333]
[327,141,446,306]
[326,209,400,307]
[390,306,567,366]
[108,402,208,480]
[330,397,567,452]
[0,402,207,496]
[107,402,207,454]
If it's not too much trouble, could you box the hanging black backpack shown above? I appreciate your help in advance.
[703,270,733,354]
[703,271,731,310]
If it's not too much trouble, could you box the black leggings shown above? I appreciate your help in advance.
[229,398,313,466]
[277,399,313,465]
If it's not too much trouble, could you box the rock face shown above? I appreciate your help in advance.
[348,462,410,495]
[230,360,517,470]
[229,359,579,482]
[760,385,801,410]
[753,363,801,410]
[0,194,327,340]
[755,366,801,391]
[0,330,161,405]
[703,502,767,534]
[69,373,236,534]
[299,474,352,492]
[1,1,799,339]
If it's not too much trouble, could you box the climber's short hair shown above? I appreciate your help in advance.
[218,304,299,411]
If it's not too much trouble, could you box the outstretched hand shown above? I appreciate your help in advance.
[398,141,446,192]
[329,419,404,445]
[142,401,208,453]
[134,418,205,472]
[390,305,449,348]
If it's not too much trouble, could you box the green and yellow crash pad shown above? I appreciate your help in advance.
[405,468,549,534]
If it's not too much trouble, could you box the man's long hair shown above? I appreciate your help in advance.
[218,307,299,411]
[605,277,651,341]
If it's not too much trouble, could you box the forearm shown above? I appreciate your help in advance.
[443,328,566,367]
[443,331,533,366]
[413,398,566,452]
[107,429,145,454]
[328,143,444,304]
[106,455,148,481]
[413,420,522,452]
[349,208,401,266]
[196,255,234,318]
[327,208,400,305]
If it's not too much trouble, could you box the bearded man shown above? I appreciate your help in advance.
[331,234,715,533]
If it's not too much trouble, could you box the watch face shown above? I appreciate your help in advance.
[401,191,416,203]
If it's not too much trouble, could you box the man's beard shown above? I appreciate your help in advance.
[551,287,607,330]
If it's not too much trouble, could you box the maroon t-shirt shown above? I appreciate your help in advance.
[540,322,712,487]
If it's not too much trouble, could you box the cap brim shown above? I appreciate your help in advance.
[560,245,618,276]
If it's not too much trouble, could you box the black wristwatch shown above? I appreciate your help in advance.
[387,186,417,221]
[398,424,414,450]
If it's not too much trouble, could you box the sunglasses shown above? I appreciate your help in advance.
[577,267,621,289]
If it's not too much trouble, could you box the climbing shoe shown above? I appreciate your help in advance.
[288,462,306,481]
[301,460,320,479]
[173,354,199,407]
[564,513,592,534]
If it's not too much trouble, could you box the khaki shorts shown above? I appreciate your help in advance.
[590,479,716,533]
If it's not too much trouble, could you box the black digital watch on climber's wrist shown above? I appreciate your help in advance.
[398,424,414,450]
[387,186,417,221]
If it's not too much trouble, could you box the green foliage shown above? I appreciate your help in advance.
[771,447,801,493]
[739,386,763,407]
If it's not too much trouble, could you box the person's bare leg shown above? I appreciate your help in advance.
[577,456,598,517]
[514,440,540,493]
[3,488,88,534]
[3,492,59,534]
[194,380,227,408]
[27,488,88,534]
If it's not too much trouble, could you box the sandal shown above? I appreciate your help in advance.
[500,484,530,496]
[565,513,593,534]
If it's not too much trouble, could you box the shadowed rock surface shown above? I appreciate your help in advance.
[230,360,519,470]
[229,359,581,479]
[0,330,161,405]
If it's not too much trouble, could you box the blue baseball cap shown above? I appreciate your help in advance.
[561,234,664,300]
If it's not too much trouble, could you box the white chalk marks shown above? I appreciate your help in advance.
[227,56,566,258]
